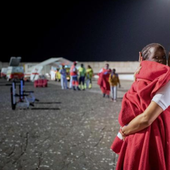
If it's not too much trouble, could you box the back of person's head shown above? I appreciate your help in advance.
[141,43,166,65]
[81,64,84,67]
[105,63,109,69]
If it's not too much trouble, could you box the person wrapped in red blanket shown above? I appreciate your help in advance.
[111,43,170,170]
[98,63,111,97]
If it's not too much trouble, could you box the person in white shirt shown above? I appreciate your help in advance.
[50,69,56,80]
[121,43,170,137]
[152,81,170,111]
[113,43,170,170]
[59,65,68,89]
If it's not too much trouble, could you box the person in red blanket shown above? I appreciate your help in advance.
[98,63,111,97]
[111,43,170,170]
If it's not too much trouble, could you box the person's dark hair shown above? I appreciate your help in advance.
[73,61,77,66]
[88,65,91,68]
[141,43,166,60]
[81,64,84,67]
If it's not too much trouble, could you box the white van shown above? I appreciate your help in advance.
[6,66,24,81]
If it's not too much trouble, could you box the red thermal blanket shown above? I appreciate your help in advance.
[98,68,110,93]
[111,61,170,170]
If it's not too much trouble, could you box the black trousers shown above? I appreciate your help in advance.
[79,76,85,85]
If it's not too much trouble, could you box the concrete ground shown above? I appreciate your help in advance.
[0,78,133,170]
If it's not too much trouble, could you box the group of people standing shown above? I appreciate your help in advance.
[59,61,93,90]
[98,63,121,102]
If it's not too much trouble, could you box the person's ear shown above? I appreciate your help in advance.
[139,52,143,62]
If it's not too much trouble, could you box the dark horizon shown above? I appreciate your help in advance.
[1,0,170,62]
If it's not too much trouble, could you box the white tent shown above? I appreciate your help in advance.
[25,57,73,81]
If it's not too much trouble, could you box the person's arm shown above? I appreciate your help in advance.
[59,69,62,74]
[109,74,111,84]
[84,68,86,77]
[121,101,163,137]
[117,75,121,87]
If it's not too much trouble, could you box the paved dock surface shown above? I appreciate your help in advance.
[0,79,133,170]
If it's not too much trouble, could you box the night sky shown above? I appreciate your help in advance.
[1,0,170,62]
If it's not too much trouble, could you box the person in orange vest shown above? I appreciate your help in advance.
[70,61,80,90]
[97,63,111,97]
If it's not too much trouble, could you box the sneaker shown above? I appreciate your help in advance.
[103,93,106,97]
[113,100,116,102]
[73,86,76,91]
[107,95,110,98]
[77,87,80,90]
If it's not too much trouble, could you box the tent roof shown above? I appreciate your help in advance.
[27,57,73,71]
